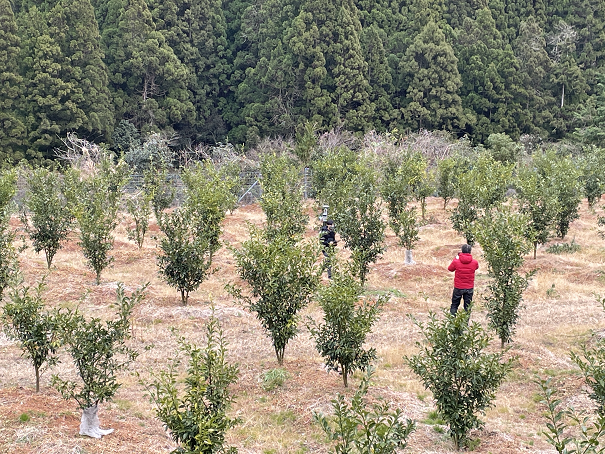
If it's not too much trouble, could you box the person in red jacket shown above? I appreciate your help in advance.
[448,244,479,314]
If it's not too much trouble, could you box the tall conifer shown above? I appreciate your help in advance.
[0,0,26,162]
[400,21,465,131]
[106,0,193,134]
[48,0,114,143]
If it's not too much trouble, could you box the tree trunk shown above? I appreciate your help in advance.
[342,364,348,388]
[533,243,537,260]
[181,289,187,306]
[35,365,40,393]
[80,405,114,438]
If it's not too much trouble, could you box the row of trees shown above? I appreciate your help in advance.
[1,129,605,450]
[2,0,605,160]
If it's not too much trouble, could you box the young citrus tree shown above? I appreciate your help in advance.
[406,311,512,451]
[450,153,513,245]
[157,207,217,305]
[335,166,386,284]
[181,160,239,255]
[52,283,146,438]
[474,206,533,347]
[308,260,386,387]
[0,168,17,297]
[20,166,73,268]
[259,153,307,241]
[515,167,558,259]
[64,152,130,284]
[142,310,239,454]
[533,149,583,239]
[125,190,152,248]
[230,225,320,365]
[571,295,605,417]
[2,281,60,392]
[314,368,415,453]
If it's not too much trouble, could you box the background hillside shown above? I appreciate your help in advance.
[2,0,605,161]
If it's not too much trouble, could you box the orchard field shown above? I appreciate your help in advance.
[0,195,603,454]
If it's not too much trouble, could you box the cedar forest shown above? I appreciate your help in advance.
[1,0,605,161]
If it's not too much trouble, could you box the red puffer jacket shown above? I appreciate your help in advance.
[448,253,479,289]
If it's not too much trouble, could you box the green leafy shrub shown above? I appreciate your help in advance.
[308,261,385,387]
[571,295,605,416]
[538,377,605,453]
[474,206,534,347]
[229,226,320,365]
[261,368,289,391]
[125,190,152,248]
[20,167,73,268]
[64,153,130,284]
[143,311,239,454]
[405,311,512,450]
[314,367,415,453]
[52,282,145,409]
[546,239,581,254]
[2,280,60,392]
[157,207,217,305]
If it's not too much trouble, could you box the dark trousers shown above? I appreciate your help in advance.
[450,288,473,315]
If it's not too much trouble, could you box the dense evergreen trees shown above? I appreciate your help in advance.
[2,0,605,156]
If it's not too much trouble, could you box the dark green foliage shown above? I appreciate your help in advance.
[308,261,385,387]
[571,296,605,417]
[65,151,129,284]
[104,0,193,134]
[157,207,216,305]
[229,226,320,365]
[112,119,141,153]
[2,281,60,392]
[400,21,465,131]
[143,311,239,454]
[47,0,114,142]
[0,0,26,161]
[52,283,145,409]
[20,167,73,268]
[149,0,231,142]
[406,311,512,450]
[474,206,533,347]
[538,377,605,453]
[313,368,415,453]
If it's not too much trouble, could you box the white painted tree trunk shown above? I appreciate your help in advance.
[404,249,415,265]
[80,405,114,438]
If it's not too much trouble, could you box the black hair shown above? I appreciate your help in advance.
[461,244,472,254]
[326,219,334,225]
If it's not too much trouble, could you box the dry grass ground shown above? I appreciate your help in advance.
[1,197,604,453]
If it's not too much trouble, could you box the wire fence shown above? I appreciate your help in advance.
[15,167,314,208]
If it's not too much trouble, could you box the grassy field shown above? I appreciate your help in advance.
[1,196,604,453]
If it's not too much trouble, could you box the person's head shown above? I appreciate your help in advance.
[461,244,472,254]
[326,219,334,229]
